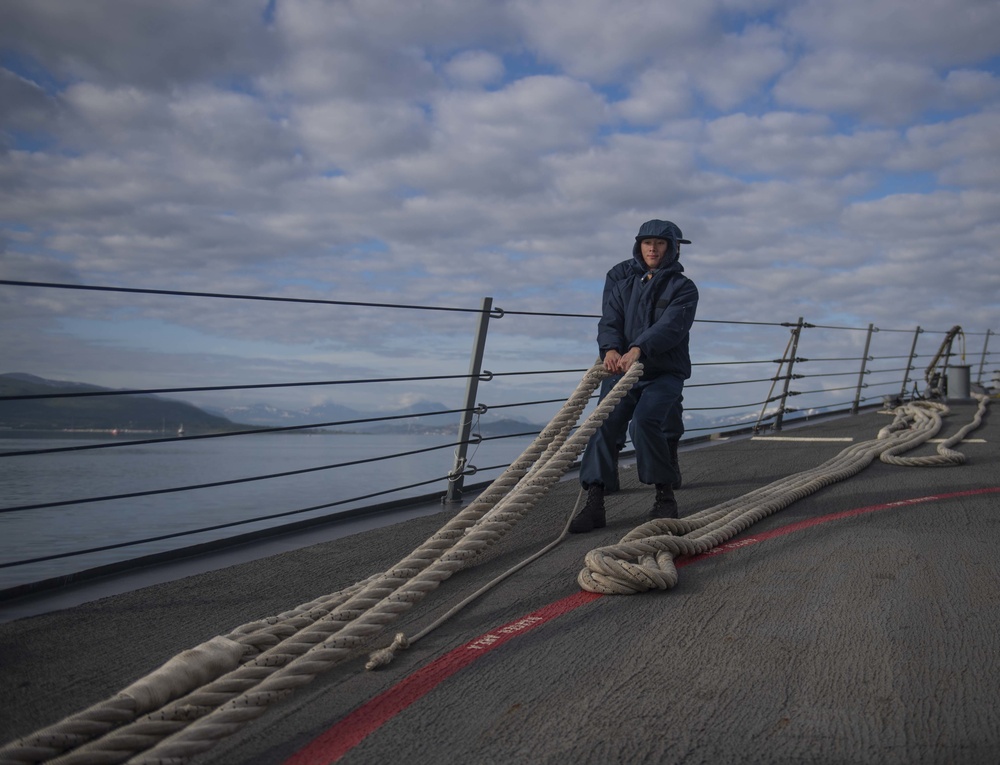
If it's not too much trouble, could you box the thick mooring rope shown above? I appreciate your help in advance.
[2,375,987,764]
[578,394,990,595]
[365,481,587,670]
[0,361,640,765]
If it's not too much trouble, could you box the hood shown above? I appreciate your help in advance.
[631,219,691,265]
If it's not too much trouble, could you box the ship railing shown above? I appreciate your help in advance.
[0,279,995,595]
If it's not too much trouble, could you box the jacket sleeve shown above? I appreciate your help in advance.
[596,260,636,357]
[631,277,699,357]
[603,260,633,300]
[596,279,629,357]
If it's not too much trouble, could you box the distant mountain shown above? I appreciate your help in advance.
[0,374,547,437]
[203,402,357,428]
[214,398,542,435]
[0,373,238,435]
[205,400,437,429]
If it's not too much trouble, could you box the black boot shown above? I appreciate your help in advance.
[669,440,682,489]
[650,483,679,519]
[570,484,606,534]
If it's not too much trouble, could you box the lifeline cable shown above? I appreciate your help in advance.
[0,361,640,765]
[2,368,988,764]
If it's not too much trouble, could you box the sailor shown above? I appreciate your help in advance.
[571,219,699,533]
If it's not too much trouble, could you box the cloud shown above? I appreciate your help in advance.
[377,75,609,202]
[703,112,898,177]
[614,69,696,125]
[0,67,60,139]
[1,0,997,415]
[689,23,790,111]
[772,0,1000,124]
[942,69,1000,107]
[434,75,606,154]
[0,0,278,89]
[773,51,942,124]
[545,132,704,211]
[509,0,718,81]
[294,99,432,169]
[890,111,1000,188]
[443,51,505,86]
[843,189,1000,245]
[784,0,1000,67]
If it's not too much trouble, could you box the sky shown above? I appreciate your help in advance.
[1,0,999,421]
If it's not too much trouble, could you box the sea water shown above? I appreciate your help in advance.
[0,432,535,590]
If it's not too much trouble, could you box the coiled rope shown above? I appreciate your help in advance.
[578,394,990,595]
[0,361,640,765]
[2,369,987,764]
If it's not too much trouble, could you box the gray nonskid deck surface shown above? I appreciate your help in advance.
[1,402,997,764]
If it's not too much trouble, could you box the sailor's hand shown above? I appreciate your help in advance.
[617,347,642,372]
[603,350,622,373]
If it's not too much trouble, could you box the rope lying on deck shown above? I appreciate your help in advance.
[0,367,988,764]
[0,361,640,765]
[578,394,990,595]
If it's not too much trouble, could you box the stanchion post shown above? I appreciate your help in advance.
[443,296,493,505]
[773,317,804,432]
[900,325,922,399]
[977,329,992,386]
[852,323,875,414]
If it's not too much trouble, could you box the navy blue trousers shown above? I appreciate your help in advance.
[579,373,684,490]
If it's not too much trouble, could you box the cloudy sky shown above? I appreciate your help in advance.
[2,0,999,418]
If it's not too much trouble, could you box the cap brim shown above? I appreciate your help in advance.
[635,236,692,244]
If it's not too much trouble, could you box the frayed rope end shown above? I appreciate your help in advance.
[365,632,410,671]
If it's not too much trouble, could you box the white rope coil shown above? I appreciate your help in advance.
[578,395,990,596]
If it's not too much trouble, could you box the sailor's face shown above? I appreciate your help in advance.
[641,238,670,269]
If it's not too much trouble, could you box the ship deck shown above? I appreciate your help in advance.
[1,399,997,764]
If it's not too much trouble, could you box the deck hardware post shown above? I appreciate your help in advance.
[900,325,922,399]
[976,329,992,386]
[939,327,962,397]
[852,324,875,414]
[773,317,804,432]
[444,296,493,505]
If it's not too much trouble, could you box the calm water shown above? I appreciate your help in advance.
[0,432,535,590]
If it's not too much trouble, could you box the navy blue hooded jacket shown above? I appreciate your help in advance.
[598,235,699,380]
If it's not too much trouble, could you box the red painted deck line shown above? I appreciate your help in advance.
[285,487,1000,765]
